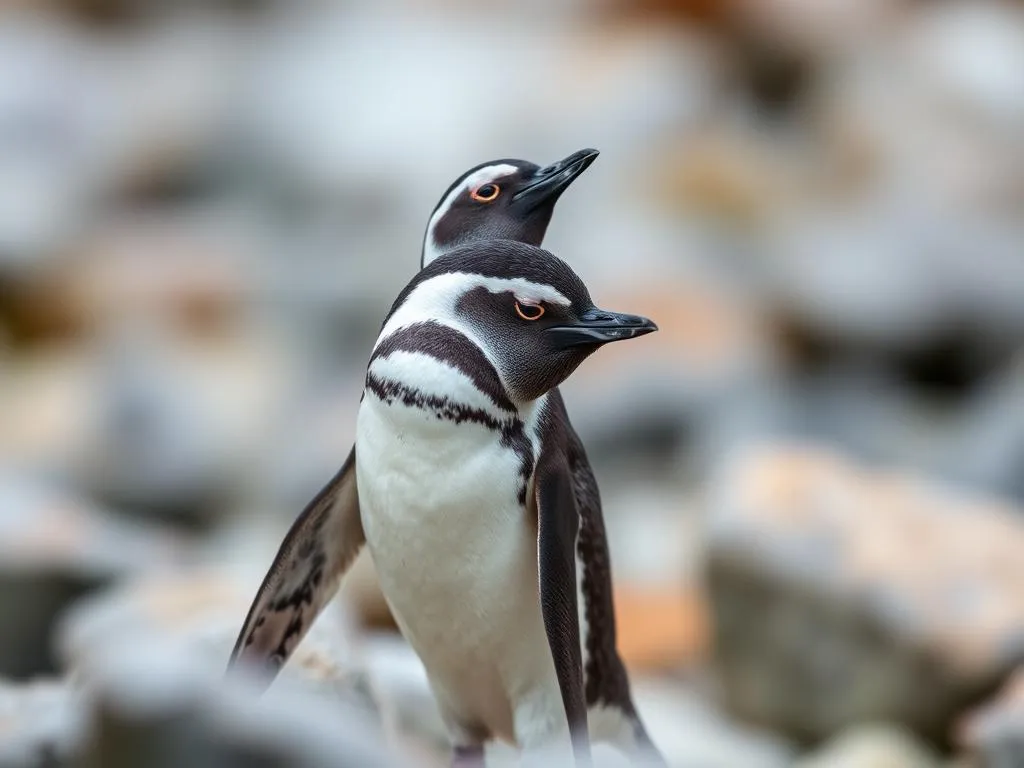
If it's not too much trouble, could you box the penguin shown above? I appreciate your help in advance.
[229,153,667,766]
[421,148,599,269]
[230,240,659,766]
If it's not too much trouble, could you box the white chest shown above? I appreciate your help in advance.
[355,393,527,581]
[354,382,559,742]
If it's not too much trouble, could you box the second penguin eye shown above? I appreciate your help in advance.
[471,184,500,202]
[515,301,545,321]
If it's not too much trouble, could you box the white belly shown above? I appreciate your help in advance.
[355,397,562,744]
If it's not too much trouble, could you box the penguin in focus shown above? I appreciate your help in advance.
[229,152,667,766]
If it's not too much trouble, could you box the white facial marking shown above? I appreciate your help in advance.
[422,163,519,268]
[375,272,571,358]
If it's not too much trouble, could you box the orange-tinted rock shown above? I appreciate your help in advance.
[707,443,1024,744]
[613,583,707,672]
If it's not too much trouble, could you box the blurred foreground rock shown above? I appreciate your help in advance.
[794,723,941,768]
[56,565,367,704]
[627,677,794,768]
[0,679,83,768]
[0,477,184,678]
[957,667,1024,768]
[707,443,1024,745]
[78,637,398,768]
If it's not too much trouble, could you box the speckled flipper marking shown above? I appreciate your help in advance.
[534,448,591,764]
[227,446,363,688]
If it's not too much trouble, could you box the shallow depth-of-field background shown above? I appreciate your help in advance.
[1,1,1024,766]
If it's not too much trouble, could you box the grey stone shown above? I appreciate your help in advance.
[707,444,1024,744]
[56,565,366,705]
[76,636,401,768]
[0,477,184,678]
[958,668,1024,768]
[942,353,1024,504]
[0,678,84,768]
[795,723,941,768]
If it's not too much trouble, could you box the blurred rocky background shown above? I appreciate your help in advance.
[0,0,1022,765]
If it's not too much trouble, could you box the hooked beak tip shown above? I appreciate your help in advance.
[546,310,658,349]
[511,148,600,205]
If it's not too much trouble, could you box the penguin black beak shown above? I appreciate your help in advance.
[511,148,599,209]
[546,307,658,349]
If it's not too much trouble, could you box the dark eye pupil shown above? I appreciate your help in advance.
[478,185,496,197]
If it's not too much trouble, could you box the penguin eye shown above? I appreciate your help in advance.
[515,301,545,321]
[471,184,500,203]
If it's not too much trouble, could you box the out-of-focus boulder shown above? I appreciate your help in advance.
[794,723,941,768]
[61,218,293,526]
[613,583,707,673]
[942,353,1024,505]
[0,678,85,768]
[0,14,110,276]
[957,667,1024,768]
[707,443,1024,744]
[0,477,185,678]
[56,565,365,703]
[626,677,795,768]
[76,636,400,768]
[559,277,779,465]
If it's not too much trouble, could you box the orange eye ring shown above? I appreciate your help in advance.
[515,301,545,321]
[471,184,500,202]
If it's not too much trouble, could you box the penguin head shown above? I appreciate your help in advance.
[421,149,599,269]
[381,240,656,403]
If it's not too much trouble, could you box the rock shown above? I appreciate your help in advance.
[957,667,1024,768]
[795,723,941,768]
[558,277,779,466]
[0,678,85,768]
[628,677,795,768]
[745,1,1024,369]
[694,363,954,478]
[707,443,1024,744]
[613,583,707,673]
[56,565,366,703]
[942,353,1024,504]
[55,565,407,764]
[75,635,400,768]
[0,13,111,274]
[360,634,448,759]
[0,348,98,475]
[0,477,184,678]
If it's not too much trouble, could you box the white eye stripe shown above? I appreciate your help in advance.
[422,164,519,268]
[375,273,570,355]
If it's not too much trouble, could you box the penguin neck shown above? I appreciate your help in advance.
[420,225,549,271]
[365,321,547,438]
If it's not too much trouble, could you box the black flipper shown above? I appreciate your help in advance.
[534,451,592,765]
[228,446,364,689]
[545,390,668,764]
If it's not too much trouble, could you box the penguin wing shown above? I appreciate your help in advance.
[534,453,591,759]
[227,445,364,687]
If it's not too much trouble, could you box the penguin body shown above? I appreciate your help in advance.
[229,152,666,767]
[357,243,657,762]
